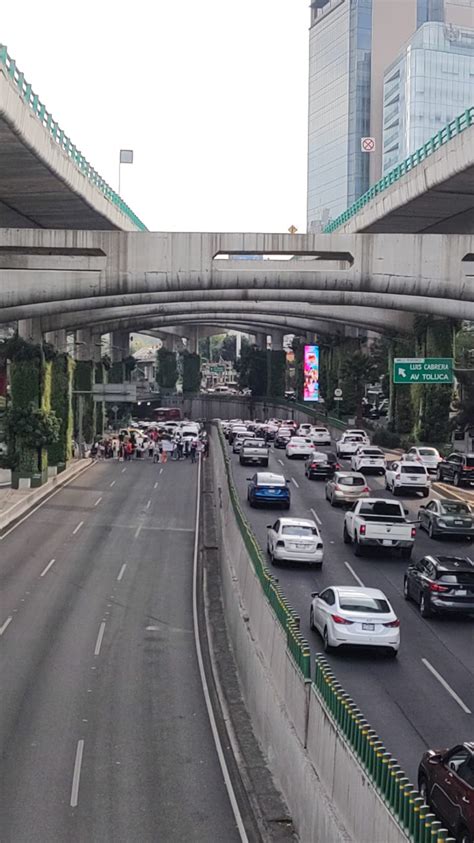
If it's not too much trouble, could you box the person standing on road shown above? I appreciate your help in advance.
[190,438,197,463]
[176,436,183,461]
[153,440,161,463]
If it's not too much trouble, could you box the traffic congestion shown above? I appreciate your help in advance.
[220,415,474,807]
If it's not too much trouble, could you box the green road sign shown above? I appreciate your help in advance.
[393,358,453,384]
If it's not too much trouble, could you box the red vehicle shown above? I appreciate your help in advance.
[418,742,474,843]
[153,407,182,423]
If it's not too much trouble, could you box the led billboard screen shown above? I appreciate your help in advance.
[303,344,320,402]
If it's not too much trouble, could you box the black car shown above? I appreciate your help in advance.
[274,431,292,449]
[418,499,474,540]
[305,451,339,480]
[437,453,474,487]
[418,743,474,843]
[404,554,474,617]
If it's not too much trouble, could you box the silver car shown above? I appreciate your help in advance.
[325,471,370,507]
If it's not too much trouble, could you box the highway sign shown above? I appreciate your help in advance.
[334,397,343,401]
[393,358,453,384]
[334,388,343,397]
[361,137,376,152]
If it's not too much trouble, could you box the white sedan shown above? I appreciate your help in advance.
[309,586,400,657]
[267,518,323,567]
[286,437,313,459]
[385,460,430,497]
[309,427,332,446]
[351,447,386,475]
[297,423,313,437]
[402,446,442,475]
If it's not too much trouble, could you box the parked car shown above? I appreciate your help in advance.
[247,472,290,509]
[418,743,474,843]
[232,430,255,454]
[403,446,442,475]
[437,453,474,488]
[351,447,386,475]
[239,438,269,467]
[418,499,474,540]
[309,586,400,657]
[286,437,313,460]
[343,498,416,558]
[385,460,430,497]
[325,471,369,507]
[309,427,332,446]
[266,518,323,567]
[336,434,367,459]
[305,451,339,481]
[404,554,474,616]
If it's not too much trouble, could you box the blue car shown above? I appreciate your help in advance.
[247,472,290,509]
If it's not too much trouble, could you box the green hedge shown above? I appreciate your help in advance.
[268,350,286,398]
[48,354,73,466]
[73,360,95,444]
[156,348,178,391]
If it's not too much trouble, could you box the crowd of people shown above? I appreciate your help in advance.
[90,424,209,465]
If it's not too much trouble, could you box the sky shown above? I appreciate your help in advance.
[2,0,310,233]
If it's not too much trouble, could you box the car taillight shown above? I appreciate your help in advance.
[331,614,354,625]
[311,462,318,468]
[429,582,449,593]
[359,524,366,535]
[276,540,285,548]
[411,527,416,538]
[334,484,342,491]
[395,474,401,480]
[335,464,341,469]
[383,619,400,628]
[363,486,370,493]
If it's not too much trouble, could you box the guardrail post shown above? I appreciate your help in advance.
[430,820,442,840]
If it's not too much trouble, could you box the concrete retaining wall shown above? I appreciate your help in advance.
[210,428,408,843]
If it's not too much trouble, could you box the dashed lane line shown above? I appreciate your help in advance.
[344,561,364,587]
[117,563,127,582]
[94,497,102,507]
[40,558,56,577]
[72,521,84,536]
[310,507,322,527]
[94,622,106,657]
[421,658,471,715]
[70,740,85,807]
[0,616,13,636]
[291,478,299,488]
[109,480,116,488]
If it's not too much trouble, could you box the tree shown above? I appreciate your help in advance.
[220,334,237,362]
[156,348,177,391]
[340,351,376,419]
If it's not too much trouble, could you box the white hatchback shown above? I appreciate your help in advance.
[309,427,332,446]
[310,586,400,657]
[351,447,386,475]
[286,437,313,459]
[385,461,430,497]
[403,446,442,475]
[267,518,323,567]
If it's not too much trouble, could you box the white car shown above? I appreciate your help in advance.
[309,586,400,657]
[351,447,386,475]
[267,518,323,567]
[336,434,367,458]
[346,429,370,445]
[403,446,442,475]
[297,423,313,437]
[385,460,430,497]
[286,437,313,459]
[233,430,255,453]
[309,427,332,446]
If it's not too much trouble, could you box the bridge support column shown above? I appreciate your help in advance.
[44,329,68,354]
[73,329,96,448]
[270,331,285,351]
[254,333,268,351]
[187,326,199,355]
[18,318,43,345]
[48,352,74,474]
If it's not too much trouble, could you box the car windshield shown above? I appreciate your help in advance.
[282,526,317,536]
[440,502,471,515]
[257,474,285,486]
[338,475,365,486]
[338,595,391,613]
[291,438,308,445]
[401,465,426,474]
[359,501,403,517]
[438,573,474,585]
[243,440,266,448]
[419,448,438,456]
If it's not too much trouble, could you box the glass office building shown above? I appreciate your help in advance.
[307,0,372,230]
[383,21,474,172]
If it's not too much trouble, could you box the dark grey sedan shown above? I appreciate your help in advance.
[418,498,474,539]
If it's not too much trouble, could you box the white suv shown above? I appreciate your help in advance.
[351,447,386,475]
[385,460,430,497]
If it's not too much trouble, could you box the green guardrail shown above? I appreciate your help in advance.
[313,656,455,843]
[217,425,311,678]
[324,106,474,233]
[0,44,147,232]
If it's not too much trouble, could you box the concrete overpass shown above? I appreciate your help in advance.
[325,107,474,235]
[0,45,146,231]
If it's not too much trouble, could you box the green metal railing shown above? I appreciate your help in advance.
[324,106,474,233]
[0,44,147,232]
[217,425,311,678]
[313,656,455,842]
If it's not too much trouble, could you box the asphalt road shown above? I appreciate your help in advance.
[226,437,474,785]
[0,458,241,843]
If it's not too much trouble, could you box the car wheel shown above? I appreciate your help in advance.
[262,460,269,467]
[392,484,399,496]
[436,467,442,482]
[386,648,398,659]
[420,592,432,618]
[428,521,438,540]
[418,776,429,807]
[323,627,332,652]
[422,488,429,498]
[385,477,389,490]
[330,493,337,508]
[249,498,255,508]
[454,472,462,487]
[458,827,472,843]
[283,502,290,510]
[403,577,410,601]
[310,607,316,631]
[353,539,363,557]
[343,524,351,544]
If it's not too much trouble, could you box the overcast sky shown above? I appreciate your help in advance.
[2,1,310,233]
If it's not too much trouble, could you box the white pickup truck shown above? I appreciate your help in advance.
[343,498,416,559]
[239,438,269,467]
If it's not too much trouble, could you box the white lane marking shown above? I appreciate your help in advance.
[134,525,142,539]
[421,658,472,715]
[109,480,116,488]
[0,462,94,542]
[192,456,248,843]
[344,561,365,587]
[40,558,56,577]
[117,563,127,582]
[153,482,158,489]
[94,622,106,656]
[310,507,322,527]
[121,467,127,473]
[145,499,151,510]
[159,467,164,475]
[94,497,102,507]
[72,521,84,536]
[278,459,284,466]
[0,616,13,636]
[70,740,85,807]
[291,478,299,488]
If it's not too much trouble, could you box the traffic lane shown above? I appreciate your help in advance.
[0,460,239,843]
[229,446,472,782]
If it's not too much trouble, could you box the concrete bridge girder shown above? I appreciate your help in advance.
[0,231,471,312]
